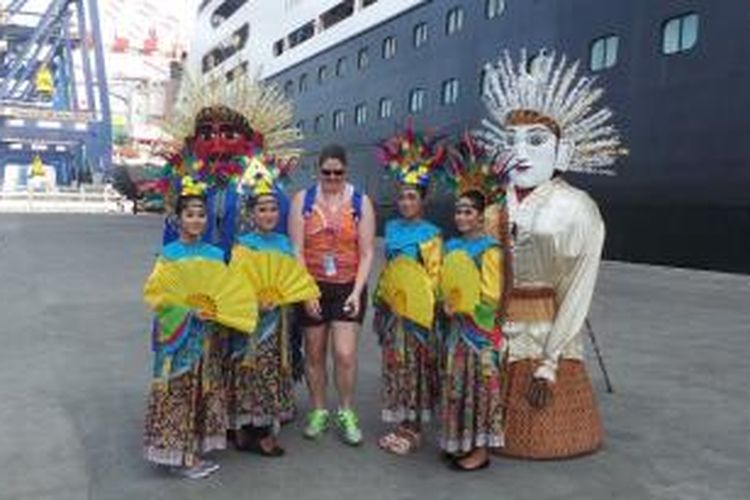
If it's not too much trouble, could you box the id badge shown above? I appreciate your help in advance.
[323,253,337,277]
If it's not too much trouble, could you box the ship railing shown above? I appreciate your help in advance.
[0,185,133,213]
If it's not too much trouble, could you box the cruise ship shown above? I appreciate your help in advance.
[188,0,750,273]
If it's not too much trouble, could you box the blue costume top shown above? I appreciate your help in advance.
[160,240,225,262]
[444,235,497,264]
[384,218,441,262]
[237,231,294,256]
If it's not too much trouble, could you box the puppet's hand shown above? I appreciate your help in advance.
[526,377,553,409]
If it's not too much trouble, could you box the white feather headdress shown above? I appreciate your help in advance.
[476,49,626,173]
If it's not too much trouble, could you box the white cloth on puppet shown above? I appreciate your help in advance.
[503,177,604,383]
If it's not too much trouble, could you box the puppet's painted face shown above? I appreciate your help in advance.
[191,121,251,161]
[505,124,569,188]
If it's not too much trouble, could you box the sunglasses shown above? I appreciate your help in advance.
[320,168,345,177]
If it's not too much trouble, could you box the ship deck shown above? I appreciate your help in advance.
[0,214,747,500]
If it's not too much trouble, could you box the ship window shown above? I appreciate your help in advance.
[210,0,248,29]
[314,114,325,134]
[363,0,378,6]
[321,0,355,30]
[198,0,212,13]
[318,65,329,83]
[357,47,369,69]
[284,80,294,97]
[333,109,346,131]
[202,23,249,73]
[446,7,464,36]
[382,36,397,60]
[225,60,248,82]
[413,22,428,49]
[273,39,284,57]
[662,13,699,55]
[379,98,393,119]
[296,120,305,133]
[590,35,619,71]
[299,73,309,92]
[485,0,505,19]
[409,88,427,114]
[336,57,347,77]
[355,103,368,126]
[288,21,315,49]
[441,78,460,106]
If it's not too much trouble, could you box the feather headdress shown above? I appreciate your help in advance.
[445,132,506,203]
[376,121,445,189]
[476,49,627,174]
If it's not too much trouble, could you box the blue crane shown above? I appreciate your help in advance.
[0,0,111,187]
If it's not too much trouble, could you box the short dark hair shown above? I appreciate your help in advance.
[458,189,487,213]
[176,194,206,215]
[246,193,278,210]
[318,143,347,167]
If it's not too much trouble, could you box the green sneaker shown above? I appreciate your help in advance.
[335,408,363,446]
[304,409,329,439]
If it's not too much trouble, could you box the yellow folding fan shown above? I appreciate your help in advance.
[440,250,481,314]
[231,246,320,307]
[143,258,258,333]
[376,256,435,328]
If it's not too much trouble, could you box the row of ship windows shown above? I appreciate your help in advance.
[283,1,506,96]
[590,13,699,71]
[273,0,506,58]
[296,78,463,135]
[283,10,700,95]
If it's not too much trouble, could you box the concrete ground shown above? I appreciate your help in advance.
[0,214,748,500]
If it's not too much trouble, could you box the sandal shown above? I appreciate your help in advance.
[171,459,220,479]
[449,457,490,472]
[449,449,490,472]
[441,451,468,463]
[237,436,285,457]
[235,426,285,458]
[378,426,421,456]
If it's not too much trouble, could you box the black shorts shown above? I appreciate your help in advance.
[297,281,368,327]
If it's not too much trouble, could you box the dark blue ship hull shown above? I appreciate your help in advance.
[266,0,750,273]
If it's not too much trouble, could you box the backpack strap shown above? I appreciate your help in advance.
[303,184,364,223]
[351,188,363,222]
[302,185,317,218]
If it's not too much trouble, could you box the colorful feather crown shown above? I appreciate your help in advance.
[376,121,446,189]
[445,133,506,203]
